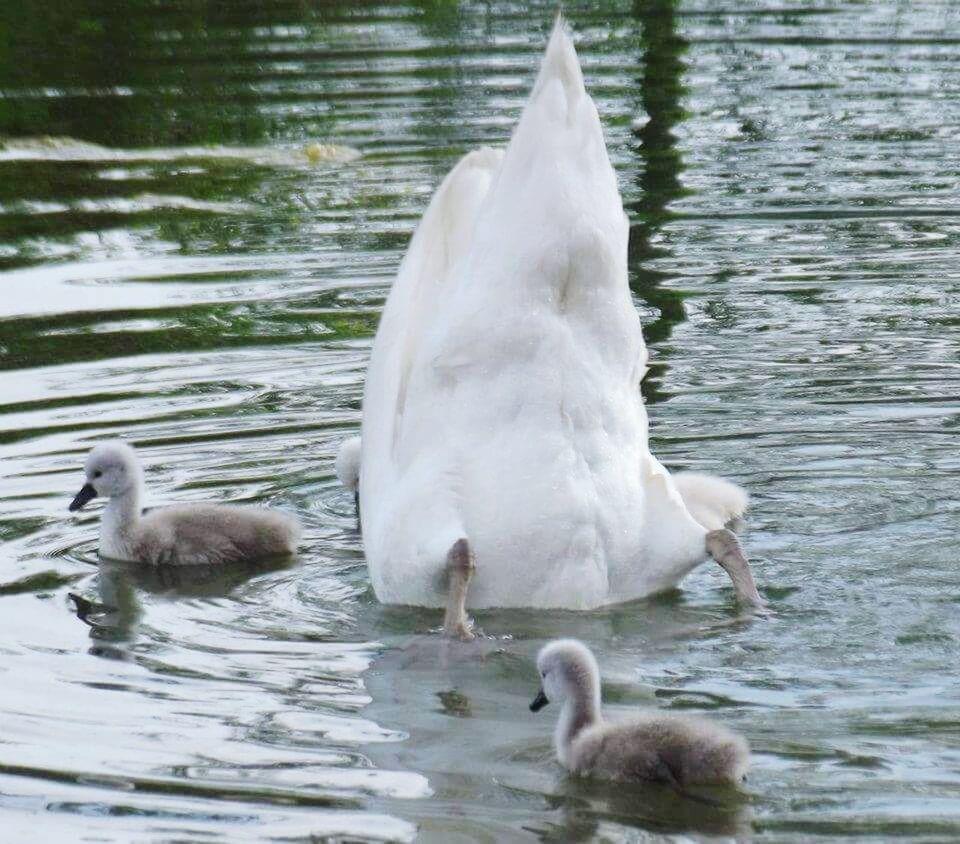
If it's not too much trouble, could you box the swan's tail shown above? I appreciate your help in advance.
[672,472,749,532]
[530,15,586,114]
[493,16,617,194]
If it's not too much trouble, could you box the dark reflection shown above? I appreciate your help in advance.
[0,0,356,275]
[436,688,473,717]
[629,0,690,404]
[534,776,752,841]
[0,0,338,146]
[68,555,294,658]
[102,555,295,596]
[372,628,504,673]
[0,0,479,148]
[0,302,379,373]
[68,567,141,659]
[1,568,84,596]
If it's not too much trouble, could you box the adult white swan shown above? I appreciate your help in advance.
[350,18,763,635]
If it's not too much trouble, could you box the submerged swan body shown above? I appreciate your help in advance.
[69,441,301,565]
[531,639,750,786]
[357,19,763,612]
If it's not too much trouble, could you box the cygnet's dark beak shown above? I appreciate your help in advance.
[530,688,549,712]
[69,483,98,512]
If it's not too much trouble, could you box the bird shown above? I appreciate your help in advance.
[335,435,361,511]
[352,16,764,632]
[68,441,302,565]
[530,639,750,789]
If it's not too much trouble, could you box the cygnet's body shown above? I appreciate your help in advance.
[531,639,749,787]
[69,441,302,565]
[335,435,361,509]
[335,436,361,492]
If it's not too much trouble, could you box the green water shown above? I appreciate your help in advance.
[1,1,959,840]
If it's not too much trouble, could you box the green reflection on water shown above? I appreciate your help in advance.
[628,0,689,404]
[0,1,277,146]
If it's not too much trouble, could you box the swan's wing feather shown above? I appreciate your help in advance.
[360,149,503,591]
[361,147,503,478]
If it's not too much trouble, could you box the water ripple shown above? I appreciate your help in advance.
[1,0,959,840]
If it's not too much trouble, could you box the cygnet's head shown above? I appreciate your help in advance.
[69,441,143,511]
[334,435,361,491]
[530,638,601,712]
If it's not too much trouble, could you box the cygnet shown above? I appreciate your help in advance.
[69,441,302,565]
[530,639,749,788]
[335,435,361,511]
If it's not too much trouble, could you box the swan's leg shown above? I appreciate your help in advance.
[706,528,766,608]
[442,537,475,640]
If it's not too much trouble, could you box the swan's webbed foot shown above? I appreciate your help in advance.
[705,528,767,611]
[442,537,476,641]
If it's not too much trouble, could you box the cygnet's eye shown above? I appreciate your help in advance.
[93,470,103,478]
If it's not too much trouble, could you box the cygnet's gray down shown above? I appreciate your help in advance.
[530,639,750,787]
[69,441,302,565]
[335,435,361,513]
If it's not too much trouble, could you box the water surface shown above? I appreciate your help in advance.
[2,1,960,840]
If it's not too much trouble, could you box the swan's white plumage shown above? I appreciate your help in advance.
[359,19,717,609]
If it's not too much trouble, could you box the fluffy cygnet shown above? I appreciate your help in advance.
[69,441,302,565]
[335,435,361,509]
[530,639,750,788]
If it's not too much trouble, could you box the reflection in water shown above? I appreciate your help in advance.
[0,2,281,147]
[69,556,295,658]
[101,555,296,597]
[69,579,140,659]
[547,775,753,841]
[630,0,689,404]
